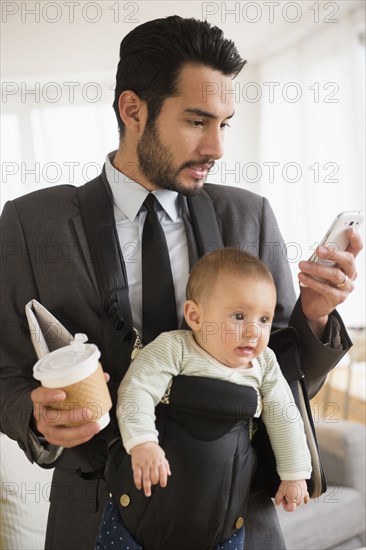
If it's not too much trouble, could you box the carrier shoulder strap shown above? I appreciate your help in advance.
[76,171,133,342]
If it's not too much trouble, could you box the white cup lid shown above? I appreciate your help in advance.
[33,334,101,388]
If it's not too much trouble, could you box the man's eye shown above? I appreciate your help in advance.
[189,120,204,127]
[220,122,231,129]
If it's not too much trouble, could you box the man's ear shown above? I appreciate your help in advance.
[118,90,147,134]
[184,300,202,331]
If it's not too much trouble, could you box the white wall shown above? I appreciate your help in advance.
[1,0,365,326]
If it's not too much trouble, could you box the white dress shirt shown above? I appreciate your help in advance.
[105,152,189,335]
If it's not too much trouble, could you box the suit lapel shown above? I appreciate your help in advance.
[182,187,224,269]
[71,213,100,297]
[180,196,200,269]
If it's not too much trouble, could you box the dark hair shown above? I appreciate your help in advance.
[113,16,246,136]
[186,248,275,302]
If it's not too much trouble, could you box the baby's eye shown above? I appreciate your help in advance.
[260,316,271,324]
[232,313,244,321]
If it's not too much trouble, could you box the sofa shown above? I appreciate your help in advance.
[1,420,365,549]
[277,420,366,550]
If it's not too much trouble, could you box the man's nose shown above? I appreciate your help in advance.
[198,127,224,160]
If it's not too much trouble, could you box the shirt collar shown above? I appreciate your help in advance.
[105,151,179,222]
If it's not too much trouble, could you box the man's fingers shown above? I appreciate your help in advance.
[37,421,100,448]
[30,384,102,448]
[299,255,355,285]
[34,404,98,427]
[317,248,357,283]
[346,227,363,258]
[31,385,66,405]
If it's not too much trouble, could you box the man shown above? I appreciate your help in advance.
[0,15,362,550]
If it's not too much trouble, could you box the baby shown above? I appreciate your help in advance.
[118,248,311,511]
[97,248,312,550]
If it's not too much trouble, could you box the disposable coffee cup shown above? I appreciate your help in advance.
[33,334,112,429]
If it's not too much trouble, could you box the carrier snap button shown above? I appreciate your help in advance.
[120,494,131,507]
[235,516,244,529]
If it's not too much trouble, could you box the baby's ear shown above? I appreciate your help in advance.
[184,300,201,331]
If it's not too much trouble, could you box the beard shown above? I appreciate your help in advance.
[136,120,214,197]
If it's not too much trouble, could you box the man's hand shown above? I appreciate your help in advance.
[274,480,309,512]
[130,442,171,497]
[31,386,101,447]
[298,228,363,336]
[30,372,110,448]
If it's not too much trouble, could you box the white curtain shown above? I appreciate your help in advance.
[257,9,365,327]
[1,76,118,205]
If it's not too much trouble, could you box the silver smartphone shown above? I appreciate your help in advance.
[309,210,364,267]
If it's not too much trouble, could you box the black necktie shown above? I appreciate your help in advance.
[142,193,177,344]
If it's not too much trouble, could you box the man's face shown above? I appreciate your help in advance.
[136,64,235,196]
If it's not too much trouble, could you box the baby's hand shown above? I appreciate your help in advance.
[130,442,171,497]
[274,480,310,512]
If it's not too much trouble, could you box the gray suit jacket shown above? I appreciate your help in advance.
[0,174,351,549]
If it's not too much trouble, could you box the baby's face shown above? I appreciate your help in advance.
[194,274,276,368]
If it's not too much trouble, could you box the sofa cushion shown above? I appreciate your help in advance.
[317,422,366,502]
[277,486,365,550]
[329,539,365,550]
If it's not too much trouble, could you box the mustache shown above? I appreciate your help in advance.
[180,159,215,171]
